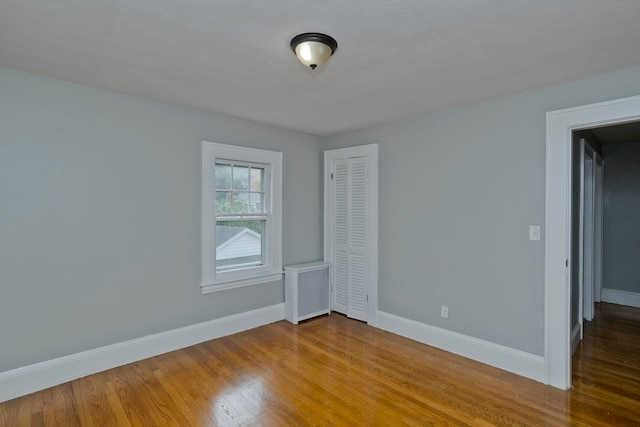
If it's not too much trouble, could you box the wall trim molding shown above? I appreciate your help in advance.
[0,303,285,403]
[376,311,546,383]
[601,288,640,308]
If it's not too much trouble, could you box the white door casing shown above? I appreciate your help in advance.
[579,140,595,326]
[324,144,378,325]
[577,144,584,337]
[594,154,603,304]
[545,95,640,390]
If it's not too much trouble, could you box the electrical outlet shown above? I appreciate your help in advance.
[441,306,449,319]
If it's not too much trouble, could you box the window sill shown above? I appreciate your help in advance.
[201,272,283,294]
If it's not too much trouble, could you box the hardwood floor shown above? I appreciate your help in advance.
[571,302,640,425]
[1,303,638,426]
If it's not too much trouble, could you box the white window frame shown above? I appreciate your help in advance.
[201,141,282,293]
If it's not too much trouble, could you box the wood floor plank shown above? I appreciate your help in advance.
[1,302,638,426]
[72,374,118,427]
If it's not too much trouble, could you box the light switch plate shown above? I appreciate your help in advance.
[529,225,541,241]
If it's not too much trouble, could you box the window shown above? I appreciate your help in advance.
[202,142,282,293]
[214,161,267,271]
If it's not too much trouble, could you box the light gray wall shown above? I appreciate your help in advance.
[0,68,324,372]
[602,141,640,294]
[2,65,639,373]
[324,66,640,356]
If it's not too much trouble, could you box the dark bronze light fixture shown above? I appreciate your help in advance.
[290,33,338,70]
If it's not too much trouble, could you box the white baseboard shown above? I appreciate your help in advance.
[0,303,284,403]
[376,311,546,383]
[570,323,581,356]
[601,288,640,308]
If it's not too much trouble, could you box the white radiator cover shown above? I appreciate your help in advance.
[284,262,331,324]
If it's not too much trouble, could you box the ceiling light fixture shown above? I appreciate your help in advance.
[290,33,338,70]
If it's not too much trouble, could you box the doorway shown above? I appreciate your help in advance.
[570,124,640,387]
[545,95,640,390]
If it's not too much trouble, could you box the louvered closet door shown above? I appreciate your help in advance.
[332,157,368,321]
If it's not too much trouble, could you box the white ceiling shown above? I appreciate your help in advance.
[1,1,639,136]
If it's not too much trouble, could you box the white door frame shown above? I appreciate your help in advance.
[579,141,595,326]
[545,95,640,389]
[324,143,379,325]
[593,154,603,304]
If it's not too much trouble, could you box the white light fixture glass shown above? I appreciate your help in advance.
[290,33,338,70]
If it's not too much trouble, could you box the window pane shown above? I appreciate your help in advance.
[249,193,263,212]
[250,167,264,192]
[233,165,249,190]
[215,191,231,213]
[215,164,231,190]
[231,191,248,213]
[216,220,265,271]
